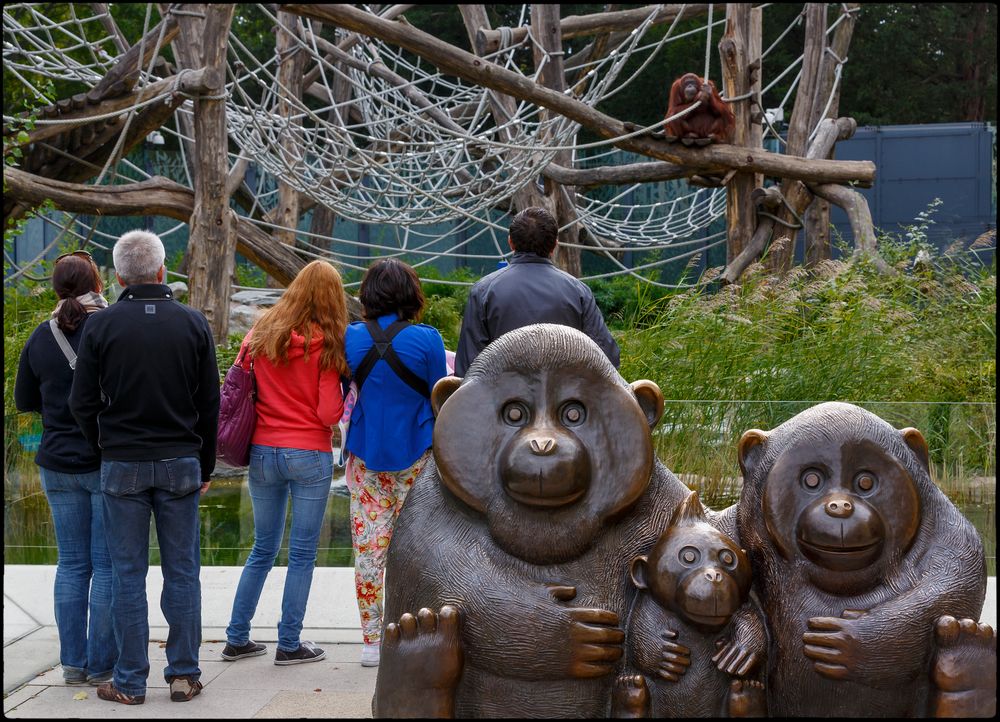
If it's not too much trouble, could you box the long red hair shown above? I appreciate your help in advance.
[248,260,349,375]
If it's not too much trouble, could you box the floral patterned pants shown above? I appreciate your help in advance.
[345,450,430,645]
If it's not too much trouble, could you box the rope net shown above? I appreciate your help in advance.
[4,3,848,286]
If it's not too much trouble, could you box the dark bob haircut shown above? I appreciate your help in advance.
[508,206,558,256]
[359,258,425,321]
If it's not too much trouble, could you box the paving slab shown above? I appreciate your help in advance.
[252,690,373,719]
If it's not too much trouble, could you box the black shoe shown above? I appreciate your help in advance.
[221,640,267,661]
[274,641,326,666]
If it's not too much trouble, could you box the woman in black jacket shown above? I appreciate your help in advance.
[14,251,116,686]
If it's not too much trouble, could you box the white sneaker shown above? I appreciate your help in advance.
[360,643,380,667]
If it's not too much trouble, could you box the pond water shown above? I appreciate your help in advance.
[3,412,995,573]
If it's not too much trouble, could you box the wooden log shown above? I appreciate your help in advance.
[87,13,180,103]
[542,160,688,188]
[300,4,415,89]
[1,168,280,277]
[720,4,754,264]
[282,4,876,187]
[14,71,206,148]
[718,186,784,285]
[770,3,827,272]
[90,3,130,55]
[475,4,713,56]
[811,182,888,272]
[181,4,237,342]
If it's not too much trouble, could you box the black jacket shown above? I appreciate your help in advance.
[15,315,101,473]
[69,284,220,480]
[453,252,620,376]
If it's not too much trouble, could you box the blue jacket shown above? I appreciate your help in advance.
[344,314,448,471]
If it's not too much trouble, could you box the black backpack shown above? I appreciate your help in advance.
[352,320,429,398]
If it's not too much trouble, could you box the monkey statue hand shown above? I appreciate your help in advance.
[546,584,625,679]
[713,602,767,677]
[802,609,870,681]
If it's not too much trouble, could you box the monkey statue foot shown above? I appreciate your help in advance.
[373,606,464,719]
[611,674,651,718]
[930,615,996,718]
[693,137,714,146]
[727,679,767,718]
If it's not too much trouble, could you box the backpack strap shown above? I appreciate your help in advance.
[353,320,430,398]
[49,319,77,370]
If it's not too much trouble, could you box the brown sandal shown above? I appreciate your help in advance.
[96,681,145,705]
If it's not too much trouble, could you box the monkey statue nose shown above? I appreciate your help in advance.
[529,437,556,456]
[825,498,854,518]
[704,569,722,583]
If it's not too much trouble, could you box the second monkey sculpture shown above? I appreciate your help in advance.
[613,491,767,718]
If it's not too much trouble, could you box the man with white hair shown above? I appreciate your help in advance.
[70,230,220,706]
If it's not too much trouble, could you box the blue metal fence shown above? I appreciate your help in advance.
[831,122,996,251]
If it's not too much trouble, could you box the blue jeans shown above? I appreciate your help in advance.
[226,445,332,653]
[38,466,116,681]
[101,457,203,697]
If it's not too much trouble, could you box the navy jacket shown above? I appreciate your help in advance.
[453,252,620,376]
[69,284,220,480]
[15,315,101,473]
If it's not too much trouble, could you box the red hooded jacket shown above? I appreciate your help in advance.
[240,328,344,452]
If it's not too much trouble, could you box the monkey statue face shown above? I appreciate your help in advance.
[739,403,925,594]
[631,492,751,631]
[431,324,664,565]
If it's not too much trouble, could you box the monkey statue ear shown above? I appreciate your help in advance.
[738,429,769,477]
[629,556,650,590]
[900,427,930,471]
[431,376,462,417]
[630,380,664,428]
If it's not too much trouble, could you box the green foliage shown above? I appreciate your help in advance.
[416,265,475,350]
[612,230,995,484]
[3,282,56,418]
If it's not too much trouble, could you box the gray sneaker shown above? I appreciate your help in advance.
[221,640,267,661]
[169,675,202,702]
[274,641,326,666]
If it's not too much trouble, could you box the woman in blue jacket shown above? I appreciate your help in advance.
[343,259,447,668]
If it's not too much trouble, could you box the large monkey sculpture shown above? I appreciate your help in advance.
[372,324,703,718]
[665,72,735,144]
[735,402,994,717]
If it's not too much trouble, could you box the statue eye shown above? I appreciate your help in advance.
[855,472,877,494]
[560,401,586,427]
[801,469,824,491]
[719,549,736,567]
[502,402,529,427]
[679,546,700,565]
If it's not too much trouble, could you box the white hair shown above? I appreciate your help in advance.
[113,230,165,284]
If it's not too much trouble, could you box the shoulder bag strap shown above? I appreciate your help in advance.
[49,319,77,370]
[353,320,430,398]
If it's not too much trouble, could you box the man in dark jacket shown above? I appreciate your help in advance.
[453,207,620,377]
[70,230,219,706]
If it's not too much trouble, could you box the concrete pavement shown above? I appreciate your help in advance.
[3,565,997,718]
[4,565,374,718]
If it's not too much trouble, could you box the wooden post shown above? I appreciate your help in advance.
[719,4,753,265]
[805,3,860,266]
[749,6,764,189]
[275,11,306,254]
[180,4,237,343]
[770,3,827,272]
[531,3,582,277]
